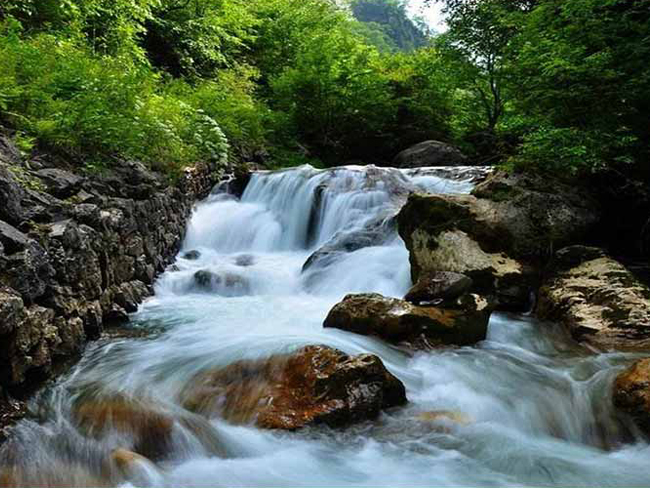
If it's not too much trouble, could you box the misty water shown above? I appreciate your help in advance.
[3,165,650,487]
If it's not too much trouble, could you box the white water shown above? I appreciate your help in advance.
[3,165,650,487]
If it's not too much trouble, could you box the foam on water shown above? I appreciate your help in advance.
[3,164,650,487]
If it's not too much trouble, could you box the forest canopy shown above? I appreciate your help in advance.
[0,0,647,181]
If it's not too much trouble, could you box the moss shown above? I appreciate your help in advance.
[6,163,45,192]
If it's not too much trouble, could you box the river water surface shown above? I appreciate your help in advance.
[3,165,650,487]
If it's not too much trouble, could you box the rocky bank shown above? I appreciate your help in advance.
[0,133,219,433]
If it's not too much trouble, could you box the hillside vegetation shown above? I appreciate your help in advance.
[0,0,647,183]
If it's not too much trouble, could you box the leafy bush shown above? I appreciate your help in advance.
[0,19,228,173]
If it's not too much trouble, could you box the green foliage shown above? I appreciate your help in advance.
[507,0,650,177]
[0,20,228,172]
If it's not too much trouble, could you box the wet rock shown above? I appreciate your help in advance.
[235,254,255,267]
[538,249,650,351]
[393,141,468,168]
[405,271,473,305]
[109,448,157,480]
[613,359,650,434]
[323,293,492,349]
[74,398,174,460]
[35,168,84,198]
[302,215,394,274]
[181,345,407,430]
[193,270,250,296]
[183,250,201,261]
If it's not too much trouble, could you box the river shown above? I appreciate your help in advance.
[2,165,649,487]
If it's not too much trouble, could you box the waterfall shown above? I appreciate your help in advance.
[2,164,649,488]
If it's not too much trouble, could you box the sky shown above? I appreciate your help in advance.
[407,1,448,33]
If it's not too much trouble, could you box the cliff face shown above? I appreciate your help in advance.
[0,134,218,427]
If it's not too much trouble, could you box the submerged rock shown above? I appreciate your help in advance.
[393,141,468,168]
[613,359,650,434]
[180,345,407,430]
[323,293,492,349]
[193,270,250,296]
[74,398,174,460]
[235,254,255,267]
[538,247,650,351]
[404,271,473,306]
[183,250,201,260]
[302,215,395,274]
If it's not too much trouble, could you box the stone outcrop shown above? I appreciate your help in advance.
[0,133,218,427]
[538,246,650,351]
[397,171,600,310]
[393,141,468,168]
[613,359,650,434]
[180,345,407,430]
[323,293,492,349]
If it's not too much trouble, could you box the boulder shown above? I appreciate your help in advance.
[180,345,407,430]
[613,359,650,434]
[538,248,650,351]
[0,221,29,254]
[397,171,600,310]
[323,293,492,349]
[74,398,174,460]
[393,141,468,168]
[404,271,473,305]
[0,164,26,225]
[35,168,84,198]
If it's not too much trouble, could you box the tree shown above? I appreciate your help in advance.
[434,0,530,132]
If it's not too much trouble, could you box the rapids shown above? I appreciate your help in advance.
[2,164,650,487]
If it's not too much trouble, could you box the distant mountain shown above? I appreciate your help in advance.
[350,0,429,52]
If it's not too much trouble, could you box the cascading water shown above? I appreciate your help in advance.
[2,164,650,487]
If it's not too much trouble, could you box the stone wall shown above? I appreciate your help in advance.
[0,135,218,422]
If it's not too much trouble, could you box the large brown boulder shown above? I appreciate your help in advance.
[180,345,407,430]
[393,141,468,168]
[323,293,492,349]
[397,171,600,310]
[613,359,650,433]
[538,246,650,351]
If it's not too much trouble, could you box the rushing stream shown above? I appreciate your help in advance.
[2,165,650,487]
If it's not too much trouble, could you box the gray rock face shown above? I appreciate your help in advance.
[0,134,219,413]
[35,168,84,198]
[393,141,468,168]
[0,221,29,254]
